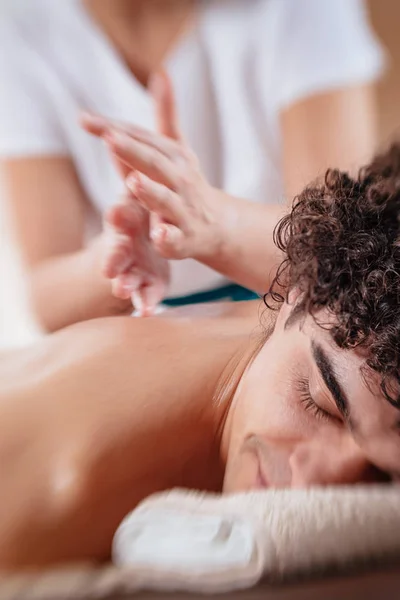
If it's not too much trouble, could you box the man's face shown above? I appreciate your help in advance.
[223,300,400,492]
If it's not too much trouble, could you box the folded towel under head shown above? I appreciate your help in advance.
[113,485,400,593]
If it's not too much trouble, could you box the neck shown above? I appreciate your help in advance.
[85,0,193,20]
[84,0,196,86]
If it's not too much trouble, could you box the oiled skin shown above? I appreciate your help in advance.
[0,301,264,567]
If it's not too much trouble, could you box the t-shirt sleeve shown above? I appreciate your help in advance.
[0,23,69,158]
[256,0,386,113]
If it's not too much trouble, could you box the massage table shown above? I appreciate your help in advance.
[2,485,400,599]
[1,562,400,600]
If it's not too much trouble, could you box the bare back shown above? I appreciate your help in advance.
[0,300,263,567]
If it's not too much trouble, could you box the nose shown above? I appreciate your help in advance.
[289,429,387,487]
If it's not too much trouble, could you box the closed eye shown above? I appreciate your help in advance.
[296,377,333,423]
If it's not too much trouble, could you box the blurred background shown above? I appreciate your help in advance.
[369,1,400,144]
[0,0,399,348]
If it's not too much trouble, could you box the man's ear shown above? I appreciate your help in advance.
[287,286,302,306]
[275,287,303,330]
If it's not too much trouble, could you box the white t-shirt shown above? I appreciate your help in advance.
[0,0,385,298]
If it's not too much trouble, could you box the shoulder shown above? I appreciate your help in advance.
[0,0,48,53]
[60,300,263,356]
[0,0,86,71]
[0,1,59,87]
[250,0,384,114]
[199,0,374,34]
[199,0,383,73]
[158,300,262,322]
[252,0,376,27]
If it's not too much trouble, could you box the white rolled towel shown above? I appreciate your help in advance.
[112,485,400,593]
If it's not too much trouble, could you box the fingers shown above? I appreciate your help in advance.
[126,171,183,225]
[110,150,131,179]
[149,70,182,141]
[80,113,132,178]
[103,233,135,279]
[107,235,168,310]
[111,271,142,300]
[79,112,108,137]
[105,130,180,189]
[150,210,163,232]
[123,172,191,259]
[131,278,166,316]
[103,193,144,278]
[107,173,191,261]
[150,223,187,259]
[104,196,170,306]
[105,194,147,235]
[106,233,165,306]
[105,209,189,276]
[80,112,179,159]
[114,271,167,315]
[80,112,151,141]
[80,71,184,148]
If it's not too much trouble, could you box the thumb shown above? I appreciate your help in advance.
[150,70,183,141]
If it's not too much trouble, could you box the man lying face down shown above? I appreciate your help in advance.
[1,146,400,569]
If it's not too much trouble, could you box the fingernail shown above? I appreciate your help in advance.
[150,225,164,242]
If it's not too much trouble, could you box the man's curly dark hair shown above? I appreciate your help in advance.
[266,144,400,407]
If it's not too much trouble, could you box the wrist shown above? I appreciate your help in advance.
[193,187,232,264]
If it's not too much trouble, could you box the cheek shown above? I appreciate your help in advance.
[223,447,259,493]
[237,374,307,444]
[226,333,314,468]
[242,356,305,437]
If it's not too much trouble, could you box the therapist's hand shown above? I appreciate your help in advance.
[99,190,170,315]
[81,72,225,264]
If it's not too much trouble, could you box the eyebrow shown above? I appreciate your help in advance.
[311,341,351,422]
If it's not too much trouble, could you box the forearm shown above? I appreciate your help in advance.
[198,189,287,295]
[198,87,378,293]
[28,245,131,332]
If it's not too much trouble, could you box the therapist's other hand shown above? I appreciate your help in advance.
[99,191,169,316]
[81,72,224,263]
